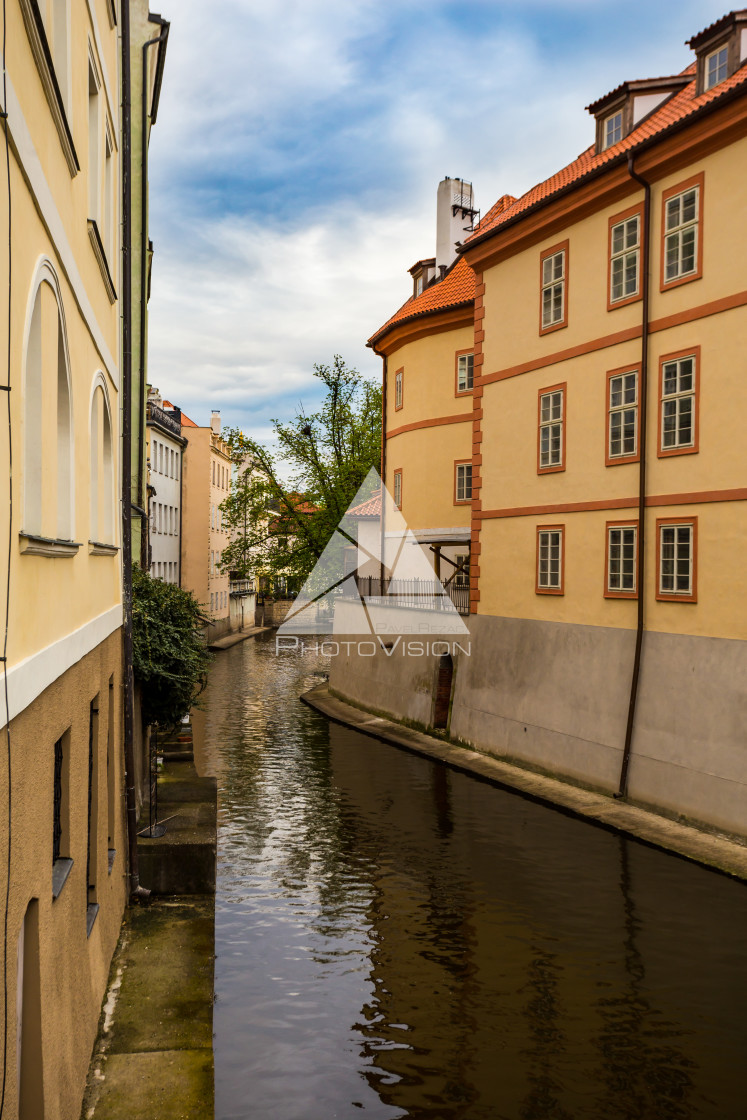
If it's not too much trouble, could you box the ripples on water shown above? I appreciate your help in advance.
[192,636,747,1120]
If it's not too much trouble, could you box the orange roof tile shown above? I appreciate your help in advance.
[347,490,381,518]
[368,195,516,347]
[180,411,198,428]
[466,59,747,250]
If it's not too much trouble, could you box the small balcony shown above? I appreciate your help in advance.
[353,575,469,616]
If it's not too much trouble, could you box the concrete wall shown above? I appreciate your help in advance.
[328,610,747,839]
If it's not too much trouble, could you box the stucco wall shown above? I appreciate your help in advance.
[328,611,747,839]
[3,630,127,1120]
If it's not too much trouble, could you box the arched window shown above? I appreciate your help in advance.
[22,261,74,544]
[89,375,114,545]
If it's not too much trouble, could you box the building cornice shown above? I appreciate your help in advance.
[371,305,474,356]
[461,81,747,273]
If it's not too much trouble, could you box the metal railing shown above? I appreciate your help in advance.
[354,575,469,616]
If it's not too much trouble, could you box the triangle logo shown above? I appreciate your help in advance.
[277,468,470,636]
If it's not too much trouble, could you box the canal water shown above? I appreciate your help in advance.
[192,636,747,1120]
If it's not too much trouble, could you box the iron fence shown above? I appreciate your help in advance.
[354,575,469,616]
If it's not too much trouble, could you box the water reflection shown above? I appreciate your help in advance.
[194,636,747,1120]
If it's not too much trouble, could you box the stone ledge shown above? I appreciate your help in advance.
[302,682,747,881]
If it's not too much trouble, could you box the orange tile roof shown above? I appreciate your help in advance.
[180,411,198,428]
[347,490,381,518]
[368,196,515,347]
[466,58,747,249]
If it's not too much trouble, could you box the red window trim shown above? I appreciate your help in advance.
[539,240,569,336]
[659,171,705,293]
[394,367,404,412]
[537,382,567,475]
[657,345,700,458]
[535,523,565,595]
[454,459,472,505]
[604,519,639,599]
[605,364,640,467]
[392,468,403,510]
[607,202,645,312]
[655,516,698,603]
[454,348,474,397]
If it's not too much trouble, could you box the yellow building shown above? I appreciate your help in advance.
[180,410,232,636]
[0,1,127,1116]
[333,11,747,840]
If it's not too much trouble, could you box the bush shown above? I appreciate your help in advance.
[132,566,212,729]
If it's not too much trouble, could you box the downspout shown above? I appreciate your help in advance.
[120,0,147,898]
[379,351,387,586]
[137,28,168,569]
[615,152,651,799]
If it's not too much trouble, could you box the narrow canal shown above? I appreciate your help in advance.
[192,636,747,1120]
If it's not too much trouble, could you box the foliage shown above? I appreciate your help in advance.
[220,356,381,585]
[132,566,213,729]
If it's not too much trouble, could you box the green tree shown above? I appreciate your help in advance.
[220,356,381,587]
[131,566,213,728]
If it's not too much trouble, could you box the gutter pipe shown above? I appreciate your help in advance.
[379,353,387,586]
[615,152,651,800]
[137,25,169,568]
[120,0,147,899]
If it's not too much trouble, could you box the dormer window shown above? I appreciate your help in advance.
[603,110,623,149]
[705,44,729,88]
[408,257,436,299]
[688,11,747,96]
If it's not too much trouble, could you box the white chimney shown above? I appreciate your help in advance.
[210,410,221,435]
[436,177,476,273]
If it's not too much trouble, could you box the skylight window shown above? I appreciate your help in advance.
[602,110,623,150]
[705,45,728,89]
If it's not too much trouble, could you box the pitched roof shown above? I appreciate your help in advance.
[466,57,747,249]
[367,194,516,348]
[347,490,381,519]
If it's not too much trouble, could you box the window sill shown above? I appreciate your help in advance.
[20,533,80,558]
[108,848,116,874]
[89,541,119,556]
[86,902,100,938]
[18,0,79,176]
[52,857,73,900]
[87,220,117,304]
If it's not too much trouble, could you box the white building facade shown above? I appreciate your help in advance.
[147,391,186,584]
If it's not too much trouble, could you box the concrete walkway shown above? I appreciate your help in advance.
[208,625,270,651]
[80,898,215,1120]
[302,682,747,881]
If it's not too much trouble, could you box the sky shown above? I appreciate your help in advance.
[147,0,726,441]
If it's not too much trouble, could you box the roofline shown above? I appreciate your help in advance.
[460,73,747,258]
[367,294,474,351]
[586,74,691,115]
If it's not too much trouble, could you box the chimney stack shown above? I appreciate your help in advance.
[210,410,221,435]
[436,177,476,273]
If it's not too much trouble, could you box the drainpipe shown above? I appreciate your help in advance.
[615,152,651,800]
[138,28,168,570]
[120,0,148,899]
[379,352,387,586]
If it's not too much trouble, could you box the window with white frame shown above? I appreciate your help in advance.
[610,215,640,303]
[454,554,469,588]
[661,354,695,450]
[664,187,699,283]
[541,250,566,329]
[602,110,623,150]
[394,369,403,409]
[705,45,728,89]
[457,353,474,393]
[539,388,564,469]
[608,371,638,460]
[607,526,637,593]
[393,470,402,509]
[537,529,563,592]
[455,462,472,502]
[659,523,694,597]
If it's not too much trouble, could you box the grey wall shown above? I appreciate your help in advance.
[328,611,747,839]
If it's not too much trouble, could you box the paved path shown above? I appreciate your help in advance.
[303,682,747,881]
[81,898,215,1120]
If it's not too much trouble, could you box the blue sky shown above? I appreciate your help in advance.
[147,0,726,439]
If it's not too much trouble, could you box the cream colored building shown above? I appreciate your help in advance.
[0,2,128,1117]
[146,390,185,584]
[181,409,232,634]
[333,10,747,841]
